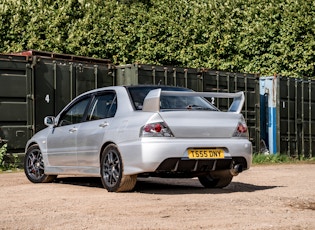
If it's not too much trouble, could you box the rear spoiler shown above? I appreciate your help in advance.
[142,89,245,113]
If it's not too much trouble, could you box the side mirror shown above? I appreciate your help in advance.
[44,116,56,127]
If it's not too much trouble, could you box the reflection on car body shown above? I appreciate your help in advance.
[24,85,252,192]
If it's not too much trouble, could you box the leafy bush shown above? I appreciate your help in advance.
[0,144,20,171]
[0,0,314,78]
[0,144,6,167]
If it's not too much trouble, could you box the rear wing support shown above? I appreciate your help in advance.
[142,89,245,114]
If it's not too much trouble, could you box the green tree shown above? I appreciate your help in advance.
[0,0,314,78]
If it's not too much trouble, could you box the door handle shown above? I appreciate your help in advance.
[99,121,109,128]
[69,127,78,133]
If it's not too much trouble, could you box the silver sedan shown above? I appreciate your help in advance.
[24,85,252,192]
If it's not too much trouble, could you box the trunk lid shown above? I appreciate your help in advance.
[159,111,243,138]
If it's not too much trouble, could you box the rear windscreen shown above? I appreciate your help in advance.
[126,86,218,111]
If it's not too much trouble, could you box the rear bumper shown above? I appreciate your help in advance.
[119,138,252,176]
[153,157,248,177]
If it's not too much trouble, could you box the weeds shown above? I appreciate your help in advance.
[253,153,315,165]
[0,144,20,171]
[0,144,6,168]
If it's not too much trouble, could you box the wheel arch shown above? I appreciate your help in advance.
[25,142,39,152]
[99,141,116,163]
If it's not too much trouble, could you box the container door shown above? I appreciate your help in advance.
[0,55,33,151]
[279,77,315,157]
[33,58,73,133]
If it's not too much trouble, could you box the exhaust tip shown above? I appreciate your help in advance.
[230,164,243,176]
[235,164,243,173]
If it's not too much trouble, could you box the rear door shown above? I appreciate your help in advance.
[76,91,117,168]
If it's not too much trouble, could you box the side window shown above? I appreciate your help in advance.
[59,97,90,126]
[87,92,117,121]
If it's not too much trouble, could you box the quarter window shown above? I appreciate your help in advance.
[87,93,117,121]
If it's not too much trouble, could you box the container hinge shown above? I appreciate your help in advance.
[27,94,34,100]
[27,125,35,132]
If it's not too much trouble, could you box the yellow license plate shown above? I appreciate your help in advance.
[188,149,224,159]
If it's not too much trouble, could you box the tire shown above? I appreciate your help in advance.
[198,173,233,188]
[100,144,137,192]
[24,145,56,183]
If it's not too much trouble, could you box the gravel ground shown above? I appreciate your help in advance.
[0,164,314,230]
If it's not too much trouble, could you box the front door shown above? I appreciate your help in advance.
[46,96,91,167]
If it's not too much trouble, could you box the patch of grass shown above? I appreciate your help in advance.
[253,153,315,165]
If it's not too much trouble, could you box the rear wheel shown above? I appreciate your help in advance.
[24,145,56,183]
[198,174,233,188]
[100,144,137,192]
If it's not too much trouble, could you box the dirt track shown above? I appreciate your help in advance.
[0,164,314,230]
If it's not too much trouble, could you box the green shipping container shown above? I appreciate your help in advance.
[0,51,113,153]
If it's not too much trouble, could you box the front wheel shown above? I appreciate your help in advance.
[198,173,233,188]
[100,144,137,192]
[24,145,56,183]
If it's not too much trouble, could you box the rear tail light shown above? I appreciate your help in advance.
[237,123,248,133]
[140,122,174,137]
[233,120,249,138]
